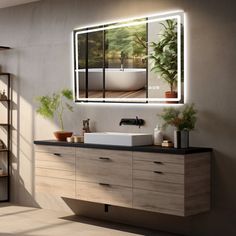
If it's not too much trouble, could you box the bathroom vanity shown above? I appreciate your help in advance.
[34,140,212,216]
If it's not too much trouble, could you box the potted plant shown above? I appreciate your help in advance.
[36,89,74,141]
[149,19,183,102]
[159,104,197,148]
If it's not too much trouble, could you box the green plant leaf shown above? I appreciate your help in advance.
[61,89,73,100]
[35,89,74,130]
[149,19,183,91]
[159,104,197,131]
[35,96,55,119]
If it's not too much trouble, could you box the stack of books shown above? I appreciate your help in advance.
[161,140,174,147]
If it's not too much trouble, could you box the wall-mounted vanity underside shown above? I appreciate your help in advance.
[34,141,211,217]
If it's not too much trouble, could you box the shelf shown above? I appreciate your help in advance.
[0,149,8,153]
[0,174,8,178]
[0,99,10,102]
[0,46,10,51]
[0,123,10,126]
[0,73,10,76]
[0,49,11,203]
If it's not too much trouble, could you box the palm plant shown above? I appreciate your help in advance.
[150,19,183,93]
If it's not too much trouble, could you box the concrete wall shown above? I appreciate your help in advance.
[0,0,236,235]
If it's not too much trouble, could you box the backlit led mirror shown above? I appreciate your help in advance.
[73,11,184,103]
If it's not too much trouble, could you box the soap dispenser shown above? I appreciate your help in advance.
[154,125,163,146]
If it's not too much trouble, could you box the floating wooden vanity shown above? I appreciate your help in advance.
[34,141,212,216]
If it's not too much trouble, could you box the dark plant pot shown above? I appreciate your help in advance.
[174,130,189,149]
[54,131,73,141]
[165,91,178,104]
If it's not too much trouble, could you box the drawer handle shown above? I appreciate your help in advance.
[153,161,163,165]
[154,171,163,174]
[53,153,62,157]
[99,183,111,187]
[99,157,111,161]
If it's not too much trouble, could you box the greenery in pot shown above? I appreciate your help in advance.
[159,104,197,131]
[149,19,183,94]
[35,89,73,131]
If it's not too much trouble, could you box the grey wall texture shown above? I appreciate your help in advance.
[0,0,236,235]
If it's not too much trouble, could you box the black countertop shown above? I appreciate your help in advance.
[34,140,212,155]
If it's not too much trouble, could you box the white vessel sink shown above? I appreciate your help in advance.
[84,132,153,147]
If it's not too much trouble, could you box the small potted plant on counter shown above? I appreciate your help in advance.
[149,19,183,102]
[36,89,74,141]
[159,104,197,148]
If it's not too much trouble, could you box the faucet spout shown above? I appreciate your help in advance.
[119,116,145,128]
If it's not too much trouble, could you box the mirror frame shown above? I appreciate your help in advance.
[73,10,185,104]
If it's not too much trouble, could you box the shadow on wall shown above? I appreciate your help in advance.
[194,109,236,147]
[195,109,236,208]
[9,73,39,207]
[212,150,236,209]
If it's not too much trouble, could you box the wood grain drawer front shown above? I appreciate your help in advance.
[76,182,132,208]
[133,179,184,195]
[133,160,184,174]
[35,145,75,155]
[133,170,184,184]
[35,168,75,180]
[35,152,75,172]
[76,148,132,187]
[76,156,132,187]
[76,148,132,164]
[133,152,184,164]
[133,189,184,216]
[36,176,75,198]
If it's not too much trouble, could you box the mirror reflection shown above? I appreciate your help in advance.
[74,12,184,103]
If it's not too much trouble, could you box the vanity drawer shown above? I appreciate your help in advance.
[76,148,132,187]
[133,178,184,195]
[76,182,132,208]
[35,152,75,172]
[35,168,75,180]
[133,152,184,164]
[76,159,132,187]
[35,151,75,163]
[76,148,132,164]
[133,160,184,174]
[36,176,75,198]
[133,189,184,216]
[133,169,184,184]
[35,145,75,155]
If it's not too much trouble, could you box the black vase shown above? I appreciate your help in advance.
[174,130,189,149]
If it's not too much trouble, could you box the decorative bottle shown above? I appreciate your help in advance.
[154,125,163,146]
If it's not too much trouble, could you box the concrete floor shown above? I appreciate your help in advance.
[0,204,179,236]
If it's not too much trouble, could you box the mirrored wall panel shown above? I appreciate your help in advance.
[74,11,184,103]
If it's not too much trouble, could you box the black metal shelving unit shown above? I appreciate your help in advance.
[0,46,11,202]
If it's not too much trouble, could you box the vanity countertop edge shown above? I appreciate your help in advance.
[34,140,212,155]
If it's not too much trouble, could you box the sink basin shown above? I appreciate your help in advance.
[84,132,153,147]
